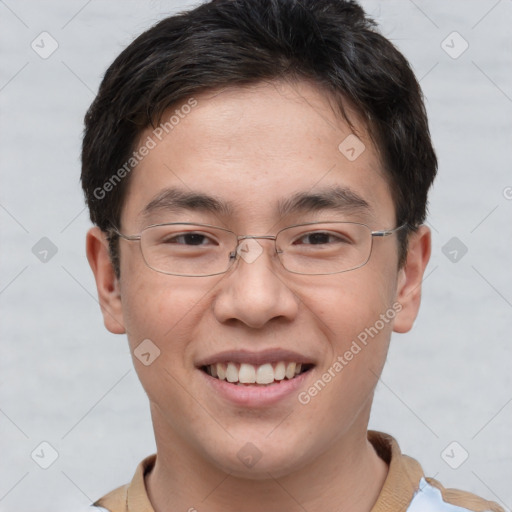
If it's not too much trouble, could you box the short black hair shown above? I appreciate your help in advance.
[81,0,437,276]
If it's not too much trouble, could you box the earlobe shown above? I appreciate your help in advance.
[86,227,126,334]
[393,225,431,334]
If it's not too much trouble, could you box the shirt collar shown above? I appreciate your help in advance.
[367,430,424,512]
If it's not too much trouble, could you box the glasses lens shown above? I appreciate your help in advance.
[276,222,372,275]
[140,224,236,276]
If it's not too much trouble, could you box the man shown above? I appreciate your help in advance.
[81,1,503,511]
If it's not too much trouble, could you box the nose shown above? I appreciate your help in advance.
[212,238,299,329]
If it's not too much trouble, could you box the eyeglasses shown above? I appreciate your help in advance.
[110,221,407,277]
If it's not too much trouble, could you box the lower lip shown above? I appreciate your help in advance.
[199,368,313,407]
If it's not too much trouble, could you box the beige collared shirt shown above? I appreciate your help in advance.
[92,431,504,512]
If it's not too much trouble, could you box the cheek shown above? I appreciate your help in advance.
[300,265,398,343]
[119,242,202,334]
[119,270,213,362]
[119,276,212,421]
[299,267,397,383]
[295,273,397,433]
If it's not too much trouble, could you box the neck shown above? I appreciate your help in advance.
[146,412,388,512]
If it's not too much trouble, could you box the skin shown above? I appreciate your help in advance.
[87,79,431,512]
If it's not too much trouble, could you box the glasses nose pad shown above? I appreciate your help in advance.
[234,238,266,265]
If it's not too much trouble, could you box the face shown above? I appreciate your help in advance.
[88,79,430,479]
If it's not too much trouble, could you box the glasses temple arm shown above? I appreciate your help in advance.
[371,223,410,237]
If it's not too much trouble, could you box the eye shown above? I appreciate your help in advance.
[163,232,216,246]
[294,231,351,245]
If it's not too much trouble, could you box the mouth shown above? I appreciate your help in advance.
[200,361,315,386]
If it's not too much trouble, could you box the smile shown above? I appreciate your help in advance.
[201,361,314,385]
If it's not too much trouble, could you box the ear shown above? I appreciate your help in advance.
[393,225,431,333]
[86,227,126,334]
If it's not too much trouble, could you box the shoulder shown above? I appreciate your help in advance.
[407,477,505,512]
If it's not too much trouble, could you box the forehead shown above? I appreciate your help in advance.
[122,80,395,229]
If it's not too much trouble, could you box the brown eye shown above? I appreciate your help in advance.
[170,233,207,245]
[295,231,351,245]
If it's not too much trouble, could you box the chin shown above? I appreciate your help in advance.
[204,437,314,480]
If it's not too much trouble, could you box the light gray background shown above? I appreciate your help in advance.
[1,1,511,511]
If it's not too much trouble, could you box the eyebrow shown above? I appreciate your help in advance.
[141,187,234,220]
[140,185,371,221]
[277,186,372,218]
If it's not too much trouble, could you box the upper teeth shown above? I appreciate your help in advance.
[206,362,303,384]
